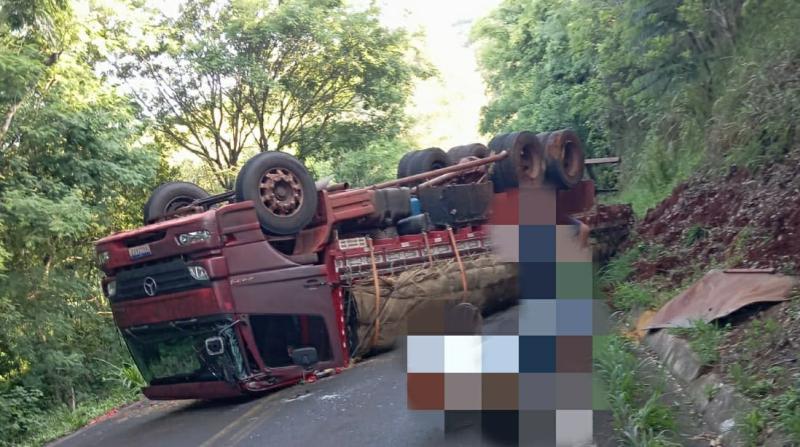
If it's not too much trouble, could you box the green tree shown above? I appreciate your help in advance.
[473,0,800,214]
[312,138,412,187]
[0,0,160,444]
[112,0,428,188]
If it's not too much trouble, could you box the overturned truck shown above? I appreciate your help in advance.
[94,130,629,400]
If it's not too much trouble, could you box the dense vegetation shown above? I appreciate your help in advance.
[473,0,800,214]
[0,1,423,445]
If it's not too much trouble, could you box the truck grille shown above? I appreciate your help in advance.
[113,258,209,302]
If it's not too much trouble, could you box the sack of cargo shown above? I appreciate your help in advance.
[349,253,518,356]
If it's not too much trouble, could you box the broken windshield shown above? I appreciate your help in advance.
[122,317,247,386]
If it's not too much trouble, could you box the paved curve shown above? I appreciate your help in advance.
[50,306,614,447]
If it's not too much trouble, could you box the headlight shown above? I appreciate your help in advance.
[97,251,110,265]
[106,280,117,297]
[176,230,211,246]
[188,265,209,281]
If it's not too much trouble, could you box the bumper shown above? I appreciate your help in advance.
[112,285,232,328]
[143,381,244,400]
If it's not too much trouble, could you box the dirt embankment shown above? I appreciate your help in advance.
[621,153,800,444]
[631,153,800,283]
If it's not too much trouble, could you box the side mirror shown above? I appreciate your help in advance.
[291,347,318,370]
[205,336,225,356]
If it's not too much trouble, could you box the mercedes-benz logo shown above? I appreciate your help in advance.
[143,277,157,297]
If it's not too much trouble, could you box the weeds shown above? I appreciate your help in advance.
[703,383,719,401]
[775,387,800,444]
[725,317,788,442]
[97,358,146,391]
[595,336,680,446]
[729,362,773,398]
[611,282,653,312]
[600,245,642,287]
[740,409,766,446]
[23,392,136,447]
[670,320,727,366]
[742,318,781,354]
[683,225,708,246]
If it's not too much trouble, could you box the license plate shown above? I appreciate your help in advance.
[128,244,152,260]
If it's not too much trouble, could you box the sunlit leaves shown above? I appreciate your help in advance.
[114,0,426,188]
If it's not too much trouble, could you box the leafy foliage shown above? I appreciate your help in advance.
[0,1,161,445]
[473,0,800,214]
[110,0,429,188]
[312,138,411,187]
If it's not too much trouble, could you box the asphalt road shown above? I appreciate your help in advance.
[50,306,615,447]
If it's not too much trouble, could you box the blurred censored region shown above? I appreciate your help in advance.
[405,181,603,446]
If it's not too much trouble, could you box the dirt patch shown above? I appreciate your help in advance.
[632,153,800,281]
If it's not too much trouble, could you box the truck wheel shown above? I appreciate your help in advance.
[487,131,545,192]
[406,147,450,177]
[447,143,490,164]
[396,151,416,179]
[143,182,209,224]
[234,151,318,235]
[536,132,551,147]
[543,129,585,189]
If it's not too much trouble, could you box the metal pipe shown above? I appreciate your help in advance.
[365,150,507,191]
[585,156,621,165]
[325,182,349,192]
[415,171,462,190]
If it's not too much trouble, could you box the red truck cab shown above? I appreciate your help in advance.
[96,201,344,399]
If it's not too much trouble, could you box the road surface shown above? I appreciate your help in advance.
[50,306,615,447]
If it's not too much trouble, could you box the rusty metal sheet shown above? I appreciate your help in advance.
[646,269,798,329]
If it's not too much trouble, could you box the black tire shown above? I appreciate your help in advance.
[543,129,585,189]
[487,131,545,192]
[406,147,450,177]
[234,151,318,235]
[536,132,552,147]
[143,182,209,224]
[447,143,490,164]
[396,151,417,179]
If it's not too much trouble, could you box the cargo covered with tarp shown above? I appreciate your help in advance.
[349,254,518,356]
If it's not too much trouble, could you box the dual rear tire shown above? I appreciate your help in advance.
[488,129,585,191]
[396,147,451,180]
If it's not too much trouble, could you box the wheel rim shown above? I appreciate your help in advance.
[563,140,581,178]
[519,142,543,181]
[164,196,194,213]
[260,167,304,217]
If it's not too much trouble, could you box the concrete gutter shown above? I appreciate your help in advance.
[642,328,790,446]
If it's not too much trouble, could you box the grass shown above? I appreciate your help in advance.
[4,359,145,447]
[600,245,641,287]
[682,225,708,246]
[601,245,661,311]
[18,391,140,447]
[742,318,781,353]
[594,336,680,447]
[725,310,800,444]
[739,409,767,447]
[670,320,728,366]
[600,243,688,312]
[611,282,653,312]
[724,225,773,268]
